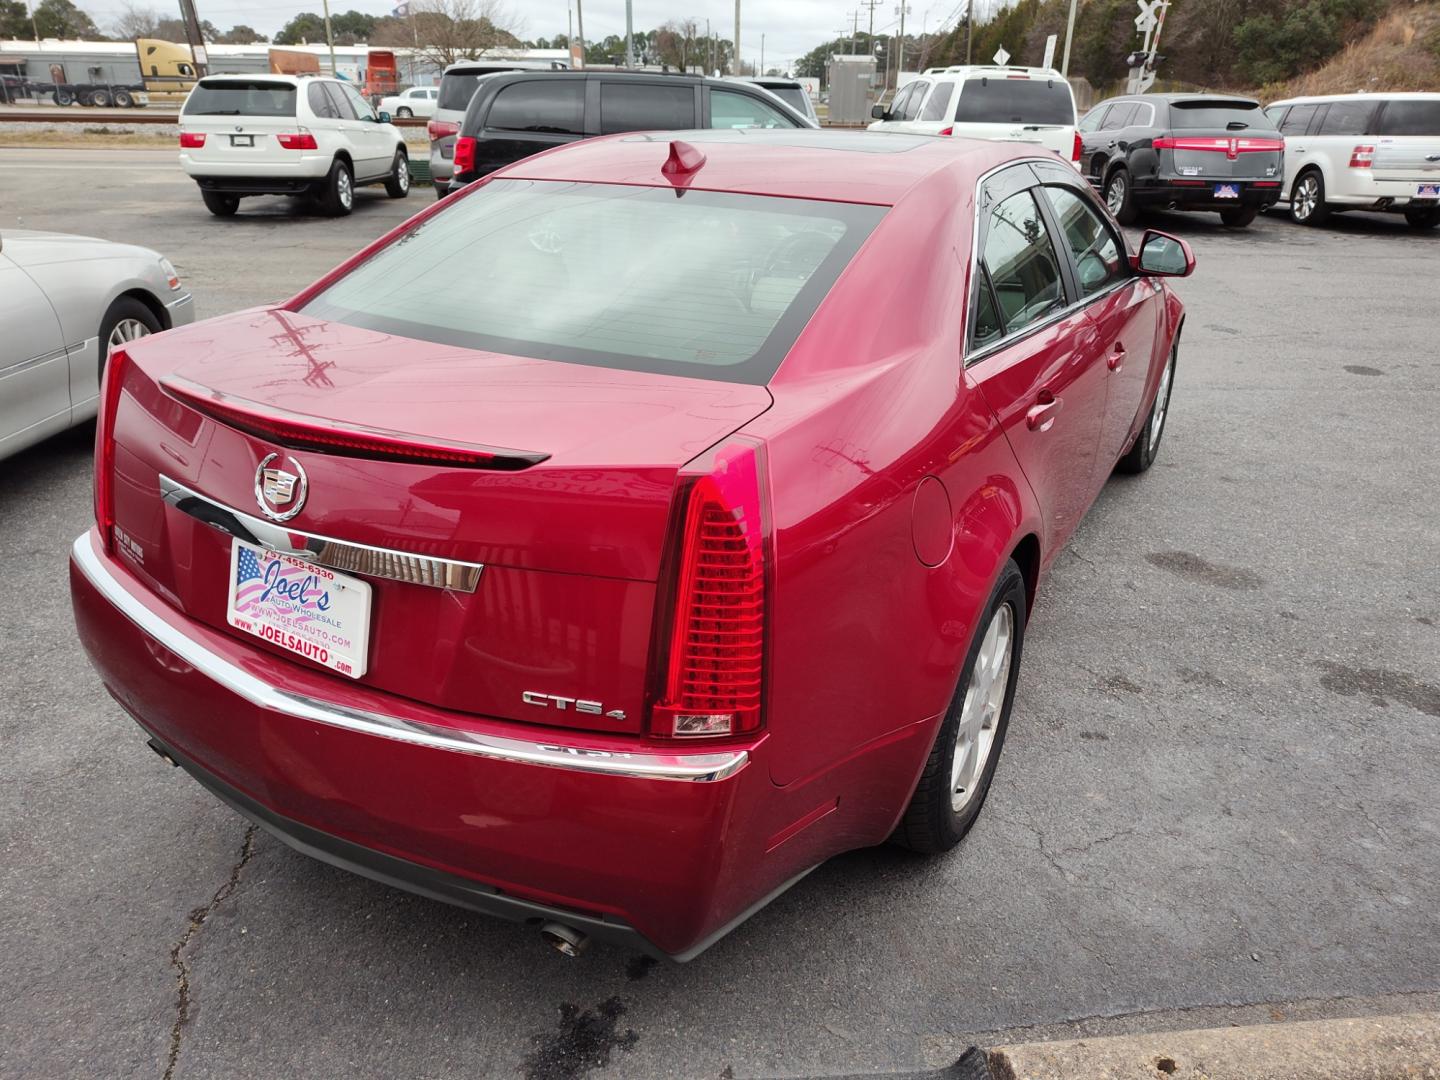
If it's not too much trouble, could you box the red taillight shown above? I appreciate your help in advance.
[277,131,318,150]
[159,376,549,470]
[652,438,769,739]
[1072,130,1083,164]
[1349,143,1375,168]
[179,132,205,148]
[937,126,953,136]
[1154,135,1283,158]
[95,347,130,553]
[453,135,477,175]
[427,119,459,141]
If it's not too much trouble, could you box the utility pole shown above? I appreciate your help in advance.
[733,0,741,76]
[863,0,881,53]
[1060,0,1078,74]
[625,0,634,68]
[966,0,974,64]
[176,0,210,76]
[318,0,336,76]
[760,33,765,75]
[895,2,908,89]
[575,0,585,68]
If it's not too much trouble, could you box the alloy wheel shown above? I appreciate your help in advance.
[1293,176,1319,221]
[951,603,1014,813]
[396,157,409,192]
[108,318,151,350]
[338,169,353,209]
[1106,173,1127,215]
[1150,350,1174,451]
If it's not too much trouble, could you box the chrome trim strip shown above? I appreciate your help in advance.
[72,533,749,783]
[160,475,484,592]
[0,345,67,377]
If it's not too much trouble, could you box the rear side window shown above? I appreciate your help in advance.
[1100,102,1136,130]
[1316,100,1376,135]
[1169,100,1266,130]
[599,82,694,134]
[487,81,584,134]
[955,77,1074,125]
[900,81,930,121]
[981,190,1065,335]
[1279,103,1318,135]
[711,89,798,129]
[184,80,296,117]
[301,180,886,384]
[920,81,954,122]
[1376,99,1440,136]
[308,82,341,119]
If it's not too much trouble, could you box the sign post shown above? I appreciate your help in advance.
[1042,33,1057,70]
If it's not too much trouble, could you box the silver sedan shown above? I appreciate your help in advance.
[1,229,195,461]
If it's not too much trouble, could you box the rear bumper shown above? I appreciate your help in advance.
[1319,172,1440,209]
[190,175,323,196]
[1135,179,1281,211]
[68,529,807,959]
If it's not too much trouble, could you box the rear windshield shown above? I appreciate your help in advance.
[955,77,1074,125]
[1169,100,1268,130]
[184,80,296,117]
[302,179,885,384]
[1376,99,1440,136]
[438,69,509,112]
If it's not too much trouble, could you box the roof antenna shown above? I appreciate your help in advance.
[661,140,707,180]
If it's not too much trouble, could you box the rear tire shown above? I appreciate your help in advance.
[892,561,1026,855]
[1220,206,1258,227]
[384,149,410,198]
[112,88,133,108]
[317,158,354,216]
[54,89,74,106]
[1117,336,1178,475]
[1290,169,1330,226]
[201,190,239,217]
[1104,166,1139,225]
[1405,207,1440,229]
[88,88,111,107]
[396,106,413,118]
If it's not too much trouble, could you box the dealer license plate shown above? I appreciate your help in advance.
[226,539,371,678]
[1214,183,1239,199]
[1418,184,1440,198]
[230,134,254,147]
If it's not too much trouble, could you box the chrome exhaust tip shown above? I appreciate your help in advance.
[538,921,589,957]
[146,739,178,767]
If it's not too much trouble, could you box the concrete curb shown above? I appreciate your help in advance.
[987,1010,1440,1079]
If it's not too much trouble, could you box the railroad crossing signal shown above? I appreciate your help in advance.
[1135,0,1160,31]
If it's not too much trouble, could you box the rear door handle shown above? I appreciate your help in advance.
[1108,343,1126,372]
[1026,394,1061,432]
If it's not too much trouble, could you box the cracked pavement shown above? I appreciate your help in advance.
[1,149,1438,1078]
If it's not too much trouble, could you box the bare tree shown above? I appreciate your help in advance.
[655,17,700,70]
[111,1,159,40]
[394,0,523,69]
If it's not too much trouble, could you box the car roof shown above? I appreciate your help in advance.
[1267,91,1440,106]
[486,128,1048,206]
[920,65,1066,80]
[196,73,325,85]
[1115,92,1258,104]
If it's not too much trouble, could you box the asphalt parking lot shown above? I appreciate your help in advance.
[2,147,1438,1080]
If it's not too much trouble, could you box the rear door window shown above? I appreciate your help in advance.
[1168,100,1266,130]
[486,80,584,134]
[955,77,1074,125]
[1100,102,1136,130]
[301,180,886,384]
[1375,99,1440,136]
[920,81,955,122]
[710,89,798,129]
[981,189,1066,334]
[1316,99,1376,135]
[599,82,695,134]
[1279,103,1319,135]
[184,80,296,117]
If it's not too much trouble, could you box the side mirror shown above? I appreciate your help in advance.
[870,104,888,120]
[377,110,391,123]
[1134,229,1195,277]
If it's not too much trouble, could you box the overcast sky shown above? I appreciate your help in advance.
[75,0,987,72]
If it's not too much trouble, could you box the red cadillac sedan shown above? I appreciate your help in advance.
[70,130,1193,960]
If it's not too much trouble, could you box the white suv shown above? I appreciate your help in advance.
[179,74,411,217]
[868,65,1080,166]
[1265,92,1440,229]
[380,85,438,119]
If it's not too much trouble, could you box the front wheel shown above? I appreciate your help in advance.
[54,90,74,106]
[384,149,410,198]
[317,159,354,216]
[1220,206,1258,227]
[892,561,1026,854]
[1116,337,1177,475]
[1290,170,1330,226]
[98,296,161,373]
[1405,207,1440,229]
[201,190,238,217]
[1104,167,1139,225]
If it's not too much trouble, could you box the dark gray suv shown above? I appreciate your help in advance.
[446,70,815,193]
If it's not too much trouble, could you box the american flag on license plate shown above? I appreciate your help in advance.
[233,546,268,612]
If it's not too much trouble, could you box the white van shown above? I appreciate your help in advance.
[868,65,1080,166]
[1265,92,1440,228]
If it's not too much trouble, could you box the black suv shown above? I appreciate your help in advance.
[1079,93,1284,227]
[447,70,814,191]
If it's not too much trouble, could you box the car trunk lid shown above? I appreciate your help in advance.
[104,309,773,733]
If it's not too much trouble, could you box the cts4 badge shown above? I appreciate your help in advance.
[254,452,308,522]
[522,691,627,721]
